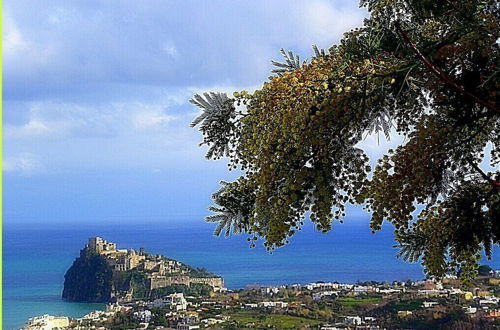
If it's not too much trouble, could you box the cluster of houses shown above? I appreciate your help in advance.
[320,316,380,330]
[249,278,500,327]
[24,273,500,329]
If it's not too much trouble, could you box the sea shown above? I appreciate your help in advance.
[4,218,499,330]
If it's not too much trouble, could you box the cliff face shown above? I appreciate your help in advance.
[62,249,114,302]
[63,237,224,303]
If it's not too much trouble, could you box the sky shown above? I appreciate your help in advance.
[3,0,396,224]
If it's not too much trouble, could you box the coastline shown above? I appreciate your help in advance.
[21,275,500,329]
[6,219,496,329]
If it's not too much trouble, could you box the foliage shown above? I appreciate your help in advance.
[478,264,493,276]
[185,265,218,277]
[112,271,134,292]
[398,308,468,330]
[336,296,382,307]
[387,298,426,312]
[270,48,305,75]
[150,283,212,298]
[191,0,500,280]
[129,272,149,298]
[106,312,140,330]
[190,92,237,160]
[150,307,169,327]
[228,311,322,329]
[112,270,149,299]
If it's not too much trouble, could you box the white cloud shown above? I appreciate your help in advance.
[3,11,29,56]
[6,119,53,138]
[4,103,116,140]
[294,0,367,46]
[133,111,176,130]
[4,153,44,175]
[161,42,178,58]
[4,1,367,101]
[3,1,368,175]
[4,7,56,78]
[3,95,201,174]
[5,94,190,143]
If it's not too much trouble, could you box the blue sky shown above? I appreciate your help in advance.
[4,1,389,224]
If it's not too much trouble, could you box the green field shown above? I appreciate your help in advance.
[228,311,322,329]
[336,296,382,306]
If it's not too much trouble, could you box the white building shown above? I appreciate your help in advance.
[378,288,401,294]
[320,326,348,330]
[479,297,499,305]
[353,286,368,294]
[344,316,363,325]
[465,306,477,314]
[260,287,280,295]
[423,301,439,308]
[313,291,338,300]
[258,301,288,308]
[134,310,152,323]
[23,315,70,330]
[177,324,200,330]
[244,303,258,308]
[151,292,187,311]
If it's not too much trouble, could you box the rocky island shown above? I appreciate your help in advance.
[62,237,223,303]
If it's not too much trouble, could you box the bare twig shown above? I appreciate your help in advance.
[468,159,500,188]
[395,21,499,115]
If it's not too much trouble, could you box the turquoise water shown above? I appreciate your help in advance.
[4,219,499,329]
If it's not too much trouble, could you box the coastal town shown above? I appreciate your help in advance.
[23,266,500,329]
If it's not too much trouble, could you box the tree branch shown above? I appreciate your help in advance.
[395,22,499,115]
[467,159,500,188]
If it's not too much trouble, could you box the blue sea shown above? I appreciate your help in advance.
[4,219,499,329]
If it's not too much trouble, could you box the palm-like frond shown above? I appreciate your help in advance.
[366,108,393,140]
[190,92,232,128]
[206,180,254,237]
[271,48,304,75]
[189,92,236,159]
[312,44,328,58]
[395,231,427,263]
[206,208,247,237]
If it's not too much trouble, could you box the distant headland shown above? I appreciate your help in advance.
[62,237,224,303]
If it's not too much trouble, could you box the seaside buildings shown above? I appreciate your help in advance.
[24,274,500,329]
[22,315,70,330]
[25,238,500,328]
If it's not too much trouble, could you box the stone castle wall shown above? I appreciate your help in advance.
[190,277,224,288]
[149,276,191,290]
[149,276,224,290]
